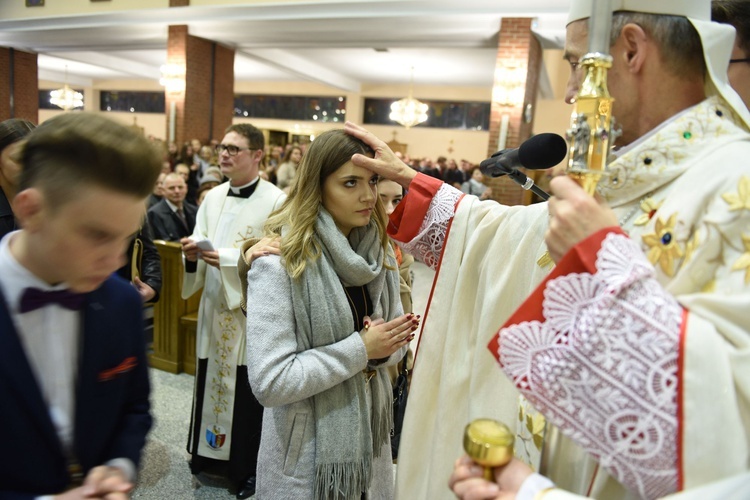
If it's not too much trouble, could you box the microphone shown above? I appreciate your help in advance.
[479,133,568,177]
[479,133,567,201]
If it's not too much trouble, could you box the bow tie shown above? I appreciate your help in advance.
[19,287,86,314]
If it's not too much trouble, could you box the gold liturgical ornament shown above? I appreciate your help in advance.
[463,419,514,481]
[566,0,619,195]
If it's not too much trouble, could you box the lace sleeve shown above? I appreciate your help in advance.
[399,183,463,269]
[498,233,683,499]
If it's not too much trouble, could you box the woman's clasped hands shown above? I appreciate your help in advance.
[360,313,419,359]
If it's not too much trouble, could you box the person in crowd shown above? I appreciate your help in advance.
[203,165,224,183]
[196,183,213,206]
[378,177,416,462]
[174,163,190,181]
[378,178,414,316]
[0,119,35,240]
[459,159,475,180]
[166,141,180,169]
[181,123,286,499]
[439,156,465,187]
[239,129,415,499]
[266,145,283,171]
[196,145,215,178]
[418,157,440,179]
[713,0,750,109]
[275,145,302,191]
[196,167,224,206]
[460,166,492,199]
[264,161,278,186]
[148,172,167,208]
[0,113,157,498]
[345,0,750,497]
[148,172,167,209]
[148,172,197,242]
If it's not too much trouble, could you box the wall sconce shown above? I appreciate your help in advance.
[492,64,526,107]
[159,63,185,143]
[159,64,186,94]
[492,64,526,150]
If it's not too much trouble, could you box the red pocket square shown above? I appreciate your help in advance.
[98,356,137,381]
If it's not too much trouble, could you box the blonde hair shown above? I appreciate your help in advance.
[264,129,390,279]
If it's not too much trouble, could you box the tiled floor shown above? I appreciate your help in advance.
[133,261,435,499]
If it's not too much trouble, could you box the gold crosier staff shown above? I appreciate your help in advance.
[463,0,619,478]
[566,0,618,195]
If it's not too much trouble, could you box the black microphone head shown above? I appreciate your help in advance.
[517,133,568,170]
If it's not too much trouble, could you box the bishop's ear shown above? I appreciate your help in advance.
[618,23,649,72]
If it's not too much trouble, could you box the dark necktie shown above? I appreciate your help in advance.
[176,208,188,229]
[19,287,86,314]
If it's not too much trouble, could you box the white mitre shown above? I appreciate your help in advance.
[567,0,750,129]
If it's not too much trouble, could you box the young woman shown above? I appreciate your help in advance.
[244,129,417,499]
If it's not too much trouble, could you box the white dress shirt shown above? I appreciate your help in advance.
[0,231,79,454]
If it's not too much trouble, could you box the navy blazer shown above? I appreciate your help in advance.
[147,199,197,242]
[0,275,152,498]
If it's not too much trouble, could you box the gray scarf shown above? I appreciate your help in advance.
[289,208,401,500]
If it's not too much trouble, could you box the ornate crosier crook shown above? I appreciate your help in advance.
[566,0,620,195]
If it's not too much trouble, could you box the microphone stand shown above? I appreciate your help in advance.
[487,164,550,201]
[506,169,550,201]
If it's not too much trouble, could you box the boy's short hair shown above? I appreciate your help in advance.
[17,113,162,208]
[224,123,264,151]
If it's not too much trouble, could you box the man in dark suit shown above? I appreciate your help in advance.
[147,172,197,241]
[0,113,158,498]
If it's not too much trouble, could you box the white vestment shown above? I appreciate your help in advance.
[183,180,286,461]
[394,97,750,499]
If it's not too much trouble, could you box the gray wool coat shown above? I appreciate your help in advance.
[245,256,406,500]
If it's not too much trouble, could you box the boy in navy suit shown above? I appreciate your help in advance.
[0,113,160,499]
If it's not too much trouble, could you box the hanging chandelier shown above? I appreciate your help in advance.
[389,67,428,129]
[49,66,83,111]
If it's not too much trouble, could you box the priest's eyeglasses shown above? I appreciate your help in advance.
[730,58,750,64]
[215,144,255,156]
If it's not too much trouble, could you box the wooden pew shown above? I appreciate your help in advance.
[150,240,201,374]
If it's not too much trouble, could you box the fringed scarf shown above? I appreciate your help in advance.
[288,208,401,499]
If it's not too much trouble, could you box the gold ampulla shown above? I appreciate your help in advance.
[463,419,515,481]
[566,53,615,195]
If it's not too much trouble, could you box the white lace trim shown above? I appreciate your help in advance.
[498,233,683,499]
[400,183,462,270]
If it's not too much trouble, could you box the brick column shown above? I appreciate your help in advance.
[165,25,234,146]
[0,48,39,123]
[486,18,542,206]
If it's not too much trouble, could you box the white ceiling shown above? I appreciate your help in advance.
[0,0,570,91]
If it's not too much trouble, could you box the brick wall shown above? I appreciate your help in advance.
[486,18,542,206]
[184,33,213,144]
[0,48,39,123]
[165,26,234,146]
